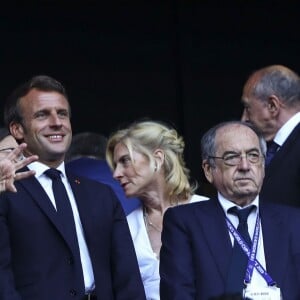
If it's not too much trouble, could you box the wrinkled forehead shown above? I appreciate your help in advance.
[19,89,70,111]
[216,124,259,153]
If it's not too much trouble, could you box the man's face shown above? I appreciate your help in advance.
[11,88,72,166]
[241,76,277,141]
[203,124,265,206]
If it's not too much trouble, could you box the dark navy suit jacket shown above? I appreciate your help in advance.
[260,122,300,207]
[160,198,300,300]
[66,157,141,215]
[0,168,146,300]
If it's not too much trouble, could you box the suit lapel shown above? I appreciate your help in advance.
[19,174,59,222]
[195,198,233,281]
[193,199,288,287]
[265,122,300,174]
[67,172,93,242]
[18,171,81,254]
[260,204,286,285]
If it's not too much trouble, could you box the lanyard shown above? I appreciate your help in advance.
[226,213,276,286]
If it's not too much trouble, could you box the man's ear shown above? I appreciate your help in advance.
[10,122,25,141]
[202,160,214,184]
[267,95,281,115]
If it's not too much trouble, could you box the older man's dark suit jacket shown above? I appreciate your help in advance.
[260,122,300,207]
[0,168,146,300]
[160,198,300,300]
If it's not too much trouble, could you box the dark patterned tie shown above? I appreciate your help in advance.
[265,140,279,166]
[44,168,79,248]
[225,205,255,295]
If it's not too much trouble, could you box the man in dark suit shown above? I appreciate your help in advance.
[241,64,300,207]
[160,121,300,299]
[0,75,146,300]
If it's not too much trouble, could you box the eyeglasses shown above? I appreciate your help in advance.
[209,152,263,166]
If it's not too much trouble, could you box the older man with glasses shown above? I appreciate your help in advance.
[160,120,300,300]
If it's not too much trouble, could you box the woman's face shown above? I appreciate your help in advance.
[112,142,157,197]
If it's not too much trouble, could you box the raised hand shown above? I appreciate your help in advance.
[0,143,38,193]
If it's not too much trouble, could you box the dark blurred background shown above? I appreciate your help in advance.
[1,1,299,196]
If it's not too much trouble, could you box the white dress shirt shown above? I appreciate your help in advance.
[127,194,209,300]
[28,161,95,292]
[274,112,300,146]
[218,193,268,289]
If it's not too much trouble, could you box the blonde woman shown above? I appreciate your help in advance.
[106,120,208,300]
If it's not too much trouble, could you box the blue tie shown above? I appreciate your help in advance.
[265,140,279,166]
[45,168,79,248]
[225,205,255,295]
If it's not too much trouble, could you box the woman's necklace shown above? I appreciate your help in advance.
[143,207,162,233]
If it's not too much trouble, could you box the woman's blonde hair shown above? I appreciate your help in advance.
[106,120,197,203]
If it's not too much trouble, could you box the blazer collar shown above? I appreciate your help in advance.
[18,168,83,254]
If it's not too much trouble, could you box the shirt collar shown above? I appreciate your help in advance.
[217,192,259,216]
[274,112,300,146]
[28,161,66,179]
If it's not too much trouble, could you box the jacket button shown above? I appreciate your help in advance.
[68,257,74,265]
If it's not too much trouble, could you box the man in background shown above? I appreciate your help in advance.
[241,64,300,207]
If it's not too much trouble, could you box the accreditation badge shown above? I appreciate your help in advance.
[243,285,282,300]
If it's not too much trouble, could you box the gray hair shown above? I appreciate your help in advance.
[201,120,267,167]
[250,65,300,108]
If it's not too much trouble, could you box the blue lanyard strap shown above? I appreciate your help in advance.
[226,213,276,286]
